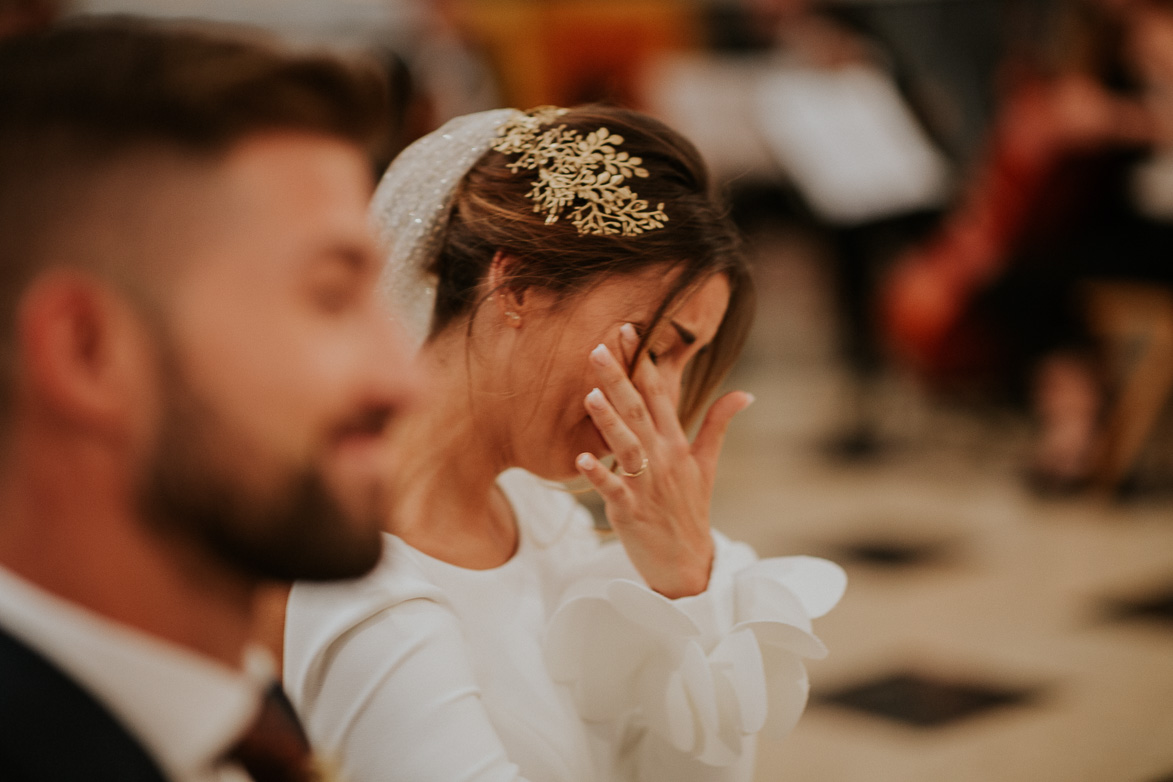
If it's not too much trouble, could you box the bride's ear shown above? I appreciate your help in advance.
[488,249,525,326]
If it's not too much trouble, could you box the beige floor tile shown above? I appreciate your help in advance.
[707,232,1173,782]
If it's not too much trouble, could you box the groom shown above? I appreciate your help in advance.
[0,17,417,781]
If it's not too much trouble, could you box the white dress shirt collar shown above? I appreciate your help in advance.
[0,564,270,782]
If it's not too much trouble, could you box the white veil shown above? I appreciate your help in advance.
[370,108,521,348]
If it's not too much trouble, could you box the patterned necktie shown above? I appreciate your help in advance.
[228,684,317,782]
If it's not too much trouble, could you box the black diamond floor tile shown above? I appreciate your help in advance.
[833,537,954,569]
[815,671,1041,728]
[1103,587,1173,627]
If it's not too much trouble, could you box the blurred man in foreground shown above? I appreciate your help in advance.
[0,17,417,781]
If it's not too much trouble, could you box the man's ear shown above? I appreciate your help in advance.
[16,269,159,438]
[487,249,526,323]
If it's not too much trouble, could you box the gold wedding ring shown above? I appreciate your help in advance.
[618,456,649,478]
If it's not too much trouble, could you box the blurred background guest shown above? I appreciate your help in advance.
[717,0,956,458]
[883,0,1173,491]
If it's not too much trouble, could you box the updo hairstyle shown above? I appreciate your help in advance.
[427,105,754,427]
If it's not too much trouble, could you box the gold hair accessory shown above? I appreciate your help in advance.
[491,106,669,237]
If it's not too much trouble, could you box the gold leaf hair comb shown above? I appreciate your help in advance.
[491,106,669,237]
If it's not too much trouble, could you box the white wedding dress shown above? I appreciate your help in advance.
[284,468,844,782]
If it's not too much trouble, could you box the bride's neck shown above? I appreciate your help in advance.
[385,331,518,563]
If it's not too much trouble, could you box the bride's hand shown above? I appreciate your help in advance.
[574,323,753,599]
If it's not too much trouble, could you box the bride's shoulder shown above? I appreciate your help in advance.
[284,537,461,710]
[287,535,448,633]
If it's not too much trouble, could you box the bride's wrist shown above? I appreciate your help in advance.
[648,544,714,599]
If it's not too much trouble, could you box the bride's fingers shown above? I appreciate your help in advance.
[584,387,648,475]
[618,322,639,367]
[590,343,657,439]
[691,391,754,475]
[620,324,679,432]
[633,352,683,435]
[575,452,628,504]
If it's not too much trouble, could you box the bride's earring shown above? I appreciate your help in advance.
[498,289,522,327]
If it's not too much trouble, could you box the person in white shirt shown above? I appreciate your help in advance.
[0,17,418,782]
[285,105,846,782]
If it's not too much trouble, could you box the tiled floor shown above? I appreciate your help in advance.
[709,229,1173,782]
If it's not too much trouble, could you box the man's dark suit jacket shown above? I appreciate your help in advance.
[0,623,170,781]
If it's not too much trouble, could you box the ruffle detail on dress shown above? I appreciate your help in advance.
[544,556,845,767]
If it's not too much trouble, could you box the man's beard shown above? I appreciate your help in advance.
[138,362,385,583]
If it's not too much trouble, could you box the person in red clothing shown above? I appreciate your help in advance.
[883,0,1173,489]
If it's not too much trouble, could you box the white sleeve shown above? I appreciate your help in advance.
[544,531,846,781]
[300,598,531,782]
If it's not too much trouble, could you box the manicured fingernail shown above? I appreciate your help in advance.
[576,453,594,470]
[590,343,610,365]
[620,323,638,343]
[743,393,756,407]
[586,388,605,408]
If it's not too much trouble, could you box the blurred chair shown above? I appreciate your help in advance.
[453,0,546,108]
[456,0,694,108]
[542,0,694,107]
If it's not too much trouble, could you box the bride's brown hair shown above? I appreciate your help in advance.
[427,105,754,427]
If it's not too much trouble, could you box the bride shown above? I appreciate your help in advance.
[282,105,845,782]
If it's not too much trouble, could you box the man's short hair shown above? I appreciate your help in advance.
[0,15,390,161]
[0,15,391,416]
